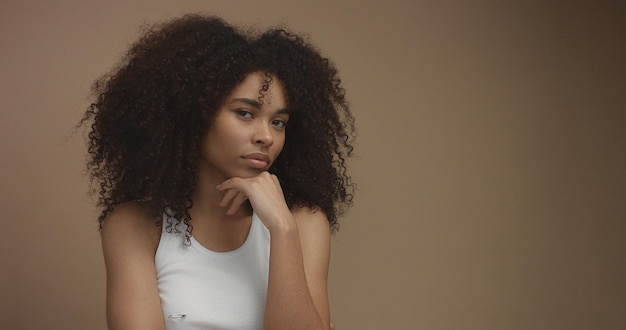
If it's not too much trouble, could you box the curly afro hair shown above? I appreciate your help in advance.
[82,14,355,236]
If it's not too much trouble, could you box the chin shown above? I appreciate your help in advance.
[231,168,266,179]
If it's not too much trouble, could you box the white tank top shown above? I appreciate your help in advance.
[155,212,270,329]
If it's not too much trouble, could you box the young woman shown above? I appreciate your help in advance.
[82,15,354,329]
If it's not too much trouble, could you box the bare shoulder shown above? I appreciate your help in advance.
[101,202,166,329]
[291,206,331,256]
[101,201,162,253]
[291,206,331,235]
[291,206,332,327]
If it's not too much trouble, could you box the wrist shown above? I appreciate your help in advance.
[266,213,298,235]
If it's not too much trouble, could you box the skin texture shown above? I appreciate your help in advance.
[201,73,289,194]
[102,72,332,329]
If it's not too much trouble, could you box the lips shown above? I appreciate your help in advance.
[242,152,271,169]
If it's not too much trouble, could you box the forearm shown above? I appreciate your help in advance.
[264,224,326,330]
[216,174,330,328]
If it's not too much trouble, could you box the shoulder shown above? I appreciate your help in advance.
[100,202,166,329]
[291,206,331,237]
[291,207,331,261]
[291,207,332,325]
[101,201,162,254]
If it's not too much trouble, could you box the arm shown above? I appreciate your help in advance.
[295,208,332,330]
[100,202,165,330]
[263,207,331,330]
[217,173,332,330]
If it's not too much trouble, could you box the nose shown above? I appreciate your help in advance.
[253,122,274,146]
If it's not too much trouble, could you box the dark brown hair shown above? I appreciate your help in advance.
[82,14,355,236]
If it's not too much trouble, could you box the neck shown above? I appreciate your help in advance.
[188,167,253,251]
[191,168,251,220]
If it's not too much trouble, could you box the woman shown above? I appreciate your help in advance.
[82,14,354,329]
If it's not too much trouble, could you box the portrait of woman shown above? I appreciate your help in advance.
[81,15,354,329]
[1,1,625,329]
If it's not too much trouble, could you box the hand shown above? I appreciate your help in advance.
[216,172,293,229]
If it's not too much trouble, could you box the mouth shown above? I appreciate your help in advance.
[242,153,271,169]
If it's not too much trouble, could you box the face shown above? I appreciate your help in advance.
[198,71,289,182]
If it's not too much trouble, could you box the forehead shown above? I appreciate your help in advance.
[227,71,287,108]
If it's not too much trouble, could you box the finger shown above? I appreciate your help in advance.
[219,187,241,208]
[216,176,245,191]
[226,191,248,215]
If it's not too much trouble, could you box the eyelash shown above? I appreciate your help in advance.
[272,119,287,128]
[237,110,253,119]
[236,110,288,128]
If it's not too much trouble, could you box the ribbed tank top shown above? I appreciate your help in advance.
[155,212,270,329]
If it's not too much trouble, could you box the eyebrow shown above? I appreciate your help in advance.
[231,98,289,114]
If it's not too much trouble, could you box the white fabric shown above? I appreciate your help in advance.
[155,212,270,329]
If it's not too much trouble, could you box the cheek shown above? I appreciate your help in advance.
[276,133,287,151]
[207,125,232,145]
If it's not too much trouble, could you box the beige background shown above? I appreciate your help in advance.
[1,1,625,329]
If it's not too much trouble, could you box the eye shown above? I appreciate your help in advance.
[272,119,288,128]
[237,110,253,119]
